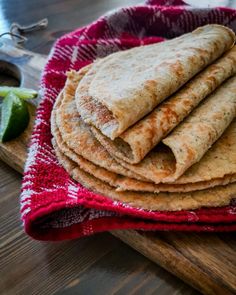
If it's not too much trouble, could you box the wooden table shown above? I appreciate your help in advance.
[0,1,235,294]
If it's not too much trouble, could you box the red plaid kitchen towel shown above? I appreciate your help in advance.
[21,0,236,241]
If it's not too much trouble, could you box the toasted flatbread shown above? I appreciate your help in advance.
[76,25,235,139]
[92,75,236,183]
[56,68,145,181]
[92,47,236,164]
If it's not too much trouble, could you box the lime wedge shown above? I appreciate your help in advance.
[0,86,37,99]
[0,92,30,142]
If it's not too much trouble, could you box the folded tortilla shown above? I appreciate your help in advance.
[76,25,235,139]
[99,76,236,183]
[55,71,145,181]
[53,142,236,211]
[163,75,236,182]
[92,46,236,164]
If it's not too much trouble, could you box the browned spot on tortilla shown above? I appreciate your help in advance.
[188,47,209,66]
[181,97,195,108]
[189,56,198,67]
[206,75,218,91]
[212,40,220,53]
[185,145,196,162]
[145,79,157,88]
[213,112,224,120]
[145,119,159,147]
[144,80,158,105]
[82,94,115,126]
[171,60,185,78]
[158,102,180,135]
[163,102,179,120]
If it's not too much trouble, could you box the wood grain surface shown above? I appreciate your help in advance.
[0,161,199,295]
[0,1,236,295]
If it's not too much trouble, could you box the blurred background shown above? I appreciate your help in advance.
[0,0,235,53]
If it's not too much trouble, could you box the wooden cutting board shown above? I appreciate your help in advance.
[0,39,235,295]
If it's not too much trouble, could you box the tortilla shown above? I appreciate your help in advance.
[55,72,146,181]
[53,142,236,211]
[163,75,236,182]
[91,46,236,164]
[93,76,236,183]
[76,25,235,139]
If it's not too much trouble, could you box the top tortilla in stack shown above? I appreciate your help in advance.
[76,25,235,139]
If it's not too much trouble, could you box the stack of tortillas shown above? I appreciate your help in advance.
[51,24,236,212]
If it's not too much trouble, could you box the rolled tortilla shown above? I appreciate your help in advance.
[93,76,236,183]
[92,46,236,163]
[57,71,146,181]
[162,75,236,182]
[76,25,235,139]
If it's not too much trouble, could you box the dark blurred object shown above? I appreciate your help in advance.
[0,0,141,54]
